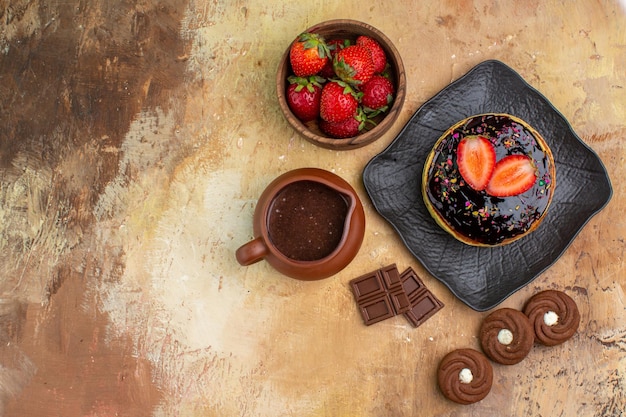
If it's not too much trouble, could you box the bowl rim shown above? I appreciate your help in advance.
[276,19,406,150]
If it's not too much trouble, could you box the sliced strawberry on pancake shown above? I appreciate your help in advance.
[486,154,537,197]
[457,135,496,191]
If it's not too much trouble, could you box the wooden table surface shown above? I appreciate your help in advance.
[1,1,624,416]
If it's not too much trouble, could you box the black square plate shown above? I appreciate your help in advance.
[362,60,612,311]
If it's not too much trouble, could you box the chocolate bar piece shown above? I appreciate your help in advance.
[389,288,411,314]
[350,271,386,302]
[349,264,444,327]
[358,295,395,325]
[400,267,444,328]
[404,291,444,328]
[380,264,402,290]
[349,264,411,325]
[400,267,426,299]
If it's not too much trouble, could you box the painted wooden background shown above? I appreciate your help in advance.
[1,1,624,416]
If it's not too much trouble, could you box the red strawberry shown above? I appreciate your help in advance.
[286,75,324,122]
[320,115,361,138]
[457,135,496,191]
[361,75,394,112]
[486,155,537,197]
[319,81,360,123]
[319,38,349,78]
[289,32,330,77]
[356,35,387,74]
[333,45,375,85]
[320,108,372,138]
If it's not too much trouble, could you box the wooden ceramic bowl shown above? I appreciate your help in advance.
[276,19,406,150]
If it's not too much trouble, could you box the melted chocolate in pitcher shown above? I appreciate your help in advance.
[268,180,349,261]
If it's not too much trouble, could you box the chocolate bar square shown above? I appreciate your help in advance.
[400,267,426,300]
[350,271,385,302]
[389,288,411,315]
[359,294,395,325]
[404,291,444,328]
[380,264,402,290]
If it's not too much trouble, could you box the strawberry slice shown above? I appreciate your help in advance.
[486,154,537,197]
[457,135,496,191]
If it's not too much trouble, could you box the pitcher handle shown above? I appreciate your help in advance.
[236,237,269,266]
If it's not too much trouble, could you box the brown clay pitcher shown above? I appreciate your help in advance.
[236,168,365,280]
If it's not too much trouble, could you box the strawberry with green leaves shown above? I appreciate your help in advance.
[361,75,394,113]
[289,32,330,77]
[319,108,365,138]
[320,38,350,78]
[286,75,324,122]
[333,45,375,85]
[319,80,360,123]
[356,35,387,74]
[319,107,376,138]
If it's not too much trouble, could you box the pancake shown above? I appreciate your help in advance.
[422,113,555,246]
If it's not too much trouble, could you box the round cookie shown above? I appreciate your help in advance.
[422,113,555,246]
[479,308,534,365]
[523,290,580,346]
[437,348,493,405]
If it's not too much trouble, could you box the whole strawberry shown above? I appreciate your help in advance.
[320,107,373,138]
[361,75,395,112]
[319,38,350,78]
[356,35,387,74]
[320,116,361,138]
[289,32,330,77]
[286,75,324,122]
[319,80,360,123]
[333,45,375,86]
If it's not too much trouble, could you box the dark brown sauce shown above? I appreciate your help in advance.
[268,180,349,261]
